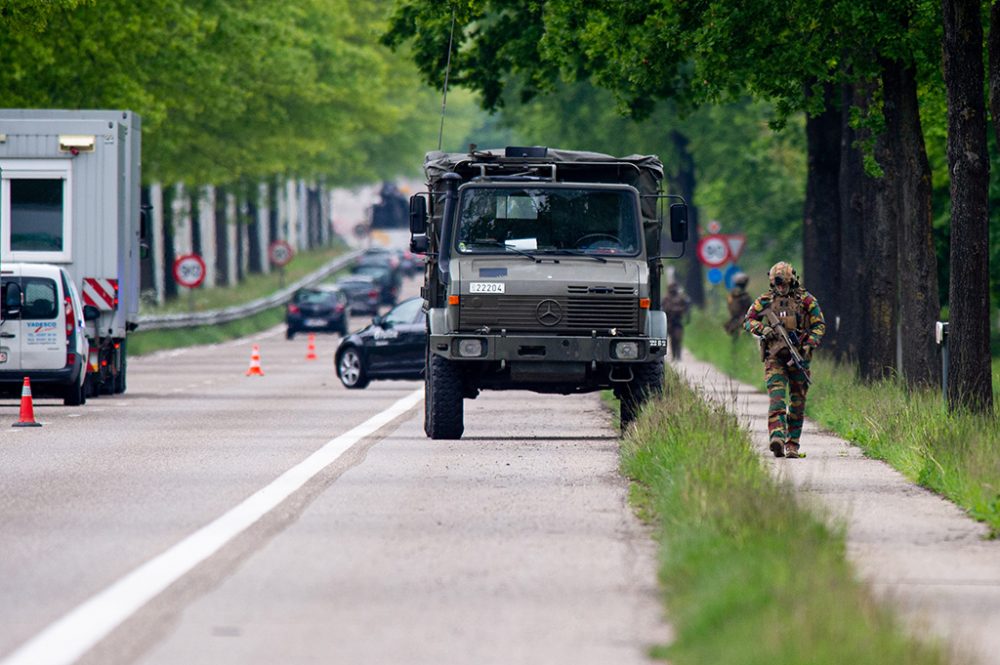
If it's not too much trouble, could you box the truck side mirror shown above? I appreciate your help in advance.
[409,195,428,235]
[83,304,101,321]
[410,235,429,255]
[2,282,22,319]
[669,203,689,243]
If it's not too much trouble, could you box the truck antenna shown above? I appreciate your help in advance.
[437,6,457,151]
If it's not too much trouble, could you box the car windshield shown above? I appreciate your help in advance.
[295,290,337,305]
[455,186,640,256]
[384,298,423,325]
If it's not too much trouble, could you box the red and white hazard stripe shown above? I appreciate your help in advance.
[83,278,118,311]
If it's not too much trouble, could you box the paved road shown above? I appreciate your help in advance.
[0,309,664,664]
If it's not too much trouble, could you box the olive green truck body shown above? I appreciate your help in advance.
[409,147,687,439]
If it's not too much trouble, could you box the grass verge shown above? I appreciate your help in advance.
[683,305,1000,537]
[619,369,950,664]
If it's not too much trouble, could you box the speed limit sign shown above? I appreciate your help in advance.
[696,234,731,267]
[173,254,206,288]
[268,240,294,267]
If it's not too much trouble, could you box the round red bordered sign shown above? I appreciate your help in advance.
[173,254,206,288]
[268,240,294,267]
[696,234,731,268]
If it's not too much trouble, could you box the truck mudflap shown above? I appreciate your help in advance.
[428,333,667,363]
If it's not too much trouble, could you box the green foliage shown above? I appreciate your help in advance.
[494,82,806,260]
[684,306,1000,537]
[0,0,447,185]
[620,369,947,664]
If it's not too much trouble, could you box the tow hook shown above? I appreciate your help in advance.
[609,366,634,383]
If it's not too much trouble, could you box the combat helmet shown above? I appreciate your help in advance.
[768,262,798,292]
[733,272,749,288]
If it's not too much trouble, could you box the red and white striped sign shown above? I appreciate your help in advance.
[83,278,118,310]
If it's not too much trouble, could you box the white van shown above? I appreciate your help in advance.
[0,263,90,405]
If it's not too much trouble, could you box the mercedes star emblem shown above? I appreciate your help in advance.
[535,299,563,326]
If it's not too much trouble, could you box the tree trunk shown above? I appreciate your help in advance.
[867,74,899,382]
[215,185,229,286]
[670,130,704,306]
[943,0,992,412]
[162,184,178,300]
[882,57,941,388]
[989,2,1000,148]
[802,82,842,354]
[246,183,263,275]
[838,82,875,367]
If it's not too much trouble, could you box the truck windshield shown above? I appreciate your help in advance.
[455,187,640,256]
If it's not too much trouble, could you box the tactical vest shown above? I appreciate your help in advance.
[761,294,804,360]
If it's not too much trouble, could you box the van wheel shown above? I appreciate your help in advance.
[64,380,85,406]
[425,355,464,439]
[619,361,664,432]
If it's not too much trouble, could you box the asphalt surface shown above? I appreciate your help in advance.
[0,305,664,664]
[674,350,1000,665]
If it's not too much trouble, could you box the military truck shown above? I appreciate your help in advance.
[409,146,688,439]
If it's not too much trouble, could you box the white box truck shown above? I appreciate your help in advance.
[0,109,142,395]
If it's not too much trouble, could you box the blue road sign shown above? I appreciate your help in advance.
[707,267,724,285]
[724,264,743,289]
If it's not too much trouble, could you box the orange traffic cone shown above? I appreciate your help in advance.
[13,377,41,427]
[245,344,265,376]
[305,334,318,361]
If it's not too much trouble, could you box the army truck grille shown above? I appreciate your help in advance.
[459,286,639,333]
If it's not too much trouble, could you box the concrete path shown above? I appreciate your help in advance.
[673,352,1000,665]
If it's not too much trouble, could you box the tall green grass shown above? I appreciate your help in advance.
[620,370,950,664]
[683,306,1000,537]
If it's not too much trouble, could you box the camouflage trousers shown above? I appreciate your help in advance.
[764,356,810,449]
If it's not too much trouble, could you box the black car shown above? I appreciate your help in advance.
[337,275,381,316]
[335,297,426,389]
[286,286,349,340]
[351,263,399,306]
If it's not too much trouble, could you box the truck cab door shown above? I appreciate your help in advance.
[0,277,22,372]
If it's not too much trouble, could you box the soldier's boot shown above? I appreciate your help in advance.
[784,442,800,459]
[769,436,785,458]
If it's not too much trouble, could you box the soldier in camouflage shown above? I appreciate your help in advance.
[743,262,825,458]
[723,272,751,338]
[662,281,691,361]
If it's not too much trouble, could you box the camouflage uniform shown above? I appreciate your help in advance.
[743,262,825,458]
[724,273,752,338]
[662,283,691,361]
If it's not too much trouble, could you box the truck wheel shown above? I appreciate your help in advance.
[425,354,464,439]
[619,361,664,432]
[113,340,127,394]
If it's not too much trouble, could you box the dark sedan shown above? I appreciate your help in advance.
[335,297,426,389]
[336,275,381,316]
[286,286,349,340]
[351,263,399,306]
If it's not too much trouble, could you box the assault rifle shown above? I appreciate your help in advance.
[764,310,811,385]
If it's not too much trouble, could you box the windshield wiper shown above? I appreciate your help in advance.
[464,241,540,262]
[537,248,608,263]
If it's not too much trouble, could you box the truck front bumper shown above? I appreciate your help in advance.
[429,333,667,363]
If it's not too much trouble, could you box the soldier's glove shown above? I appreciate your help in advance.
[761,325,776,340]
[801,343,813,359]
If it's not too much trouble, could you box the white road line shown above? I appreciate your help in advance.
[1,388,424,665]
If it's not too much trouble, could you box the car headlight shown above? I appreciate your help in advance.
[613,341,639,360]
[457,338,484,357]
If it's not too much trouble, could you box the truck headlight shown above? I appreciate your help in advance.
[613,341,639,360]
[457,338,484,357]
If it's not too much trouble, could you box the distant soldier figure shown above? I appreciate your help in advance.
[743,262,825,458]
[724,272,751,338]
[662,282,691,361]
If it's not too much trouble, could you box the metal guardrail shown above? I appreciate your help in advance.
[137,250,362,331]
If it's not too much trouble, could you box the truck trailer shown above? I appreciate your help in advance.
[410,146,688,439]
[0,109,142,395]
